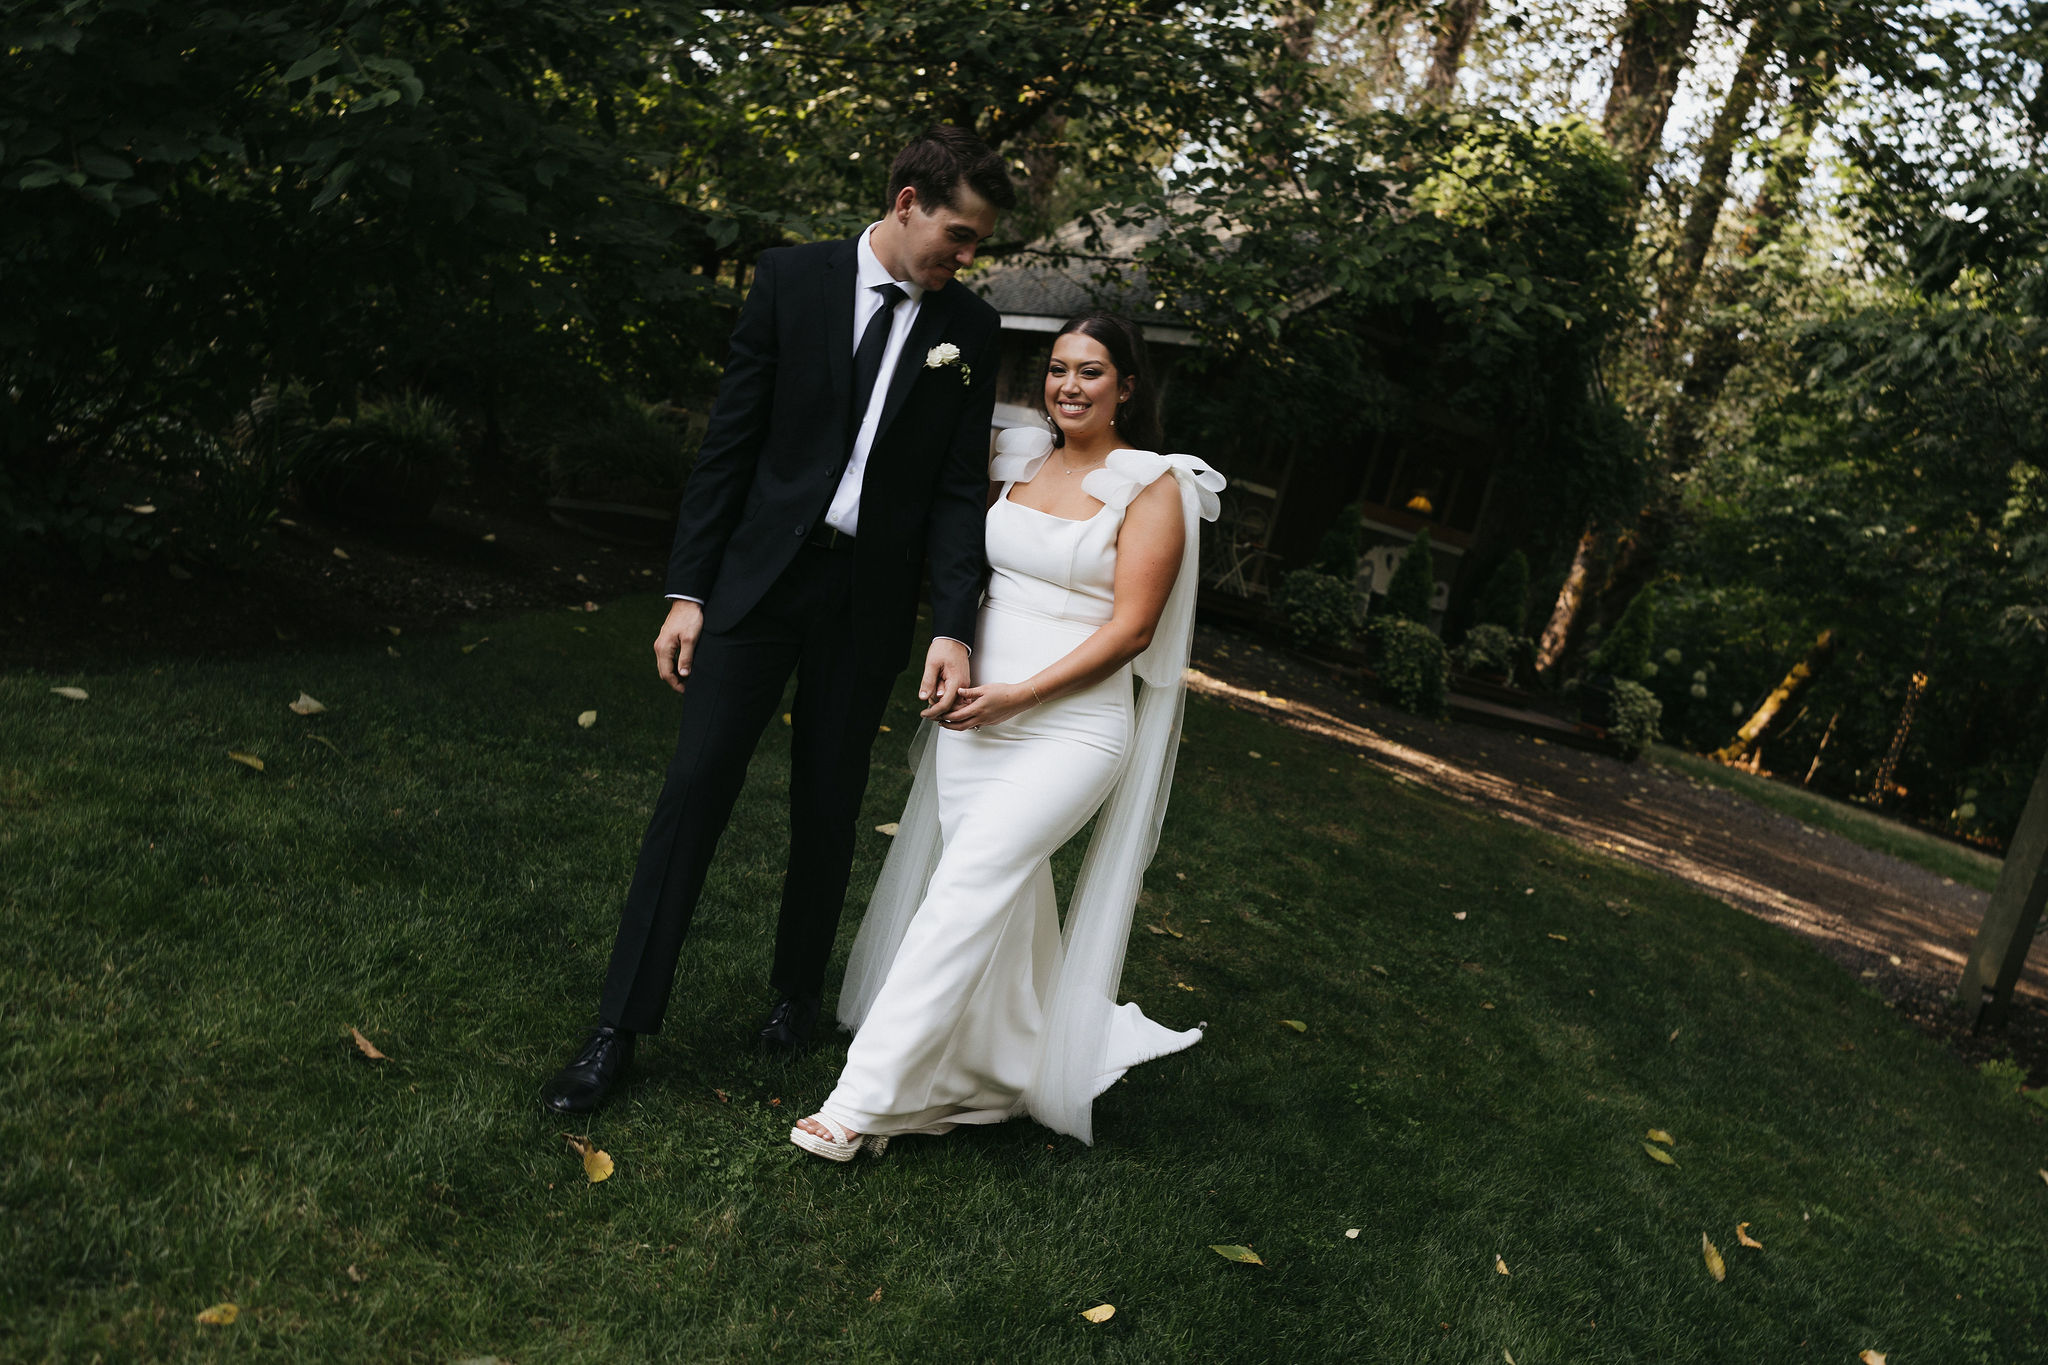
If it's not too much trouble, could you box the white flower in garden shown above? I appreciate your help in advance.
[1663,647,1683,664]
[1690,682,1708,699]
[1692,668,1708,683]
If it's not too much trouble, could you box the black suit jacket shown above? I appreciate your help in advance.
[664,238,1000,671]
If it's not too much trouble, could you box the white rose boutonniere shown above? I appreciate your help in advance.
[924,342,972,387]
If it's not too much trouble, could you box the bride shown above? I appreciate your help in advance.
[791,311,1223,1159]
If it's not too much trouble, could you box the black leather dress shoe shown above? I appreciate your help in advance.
[539,1026,635,1114]
[757,995,821,1052]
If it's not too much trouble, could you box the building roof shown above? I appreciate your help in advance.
[968,214,1196,347]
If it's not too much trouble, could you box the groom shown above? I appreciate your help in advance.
[541,126,1015,1114]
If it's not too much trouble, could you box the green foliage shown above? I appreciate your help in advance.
[296,393,461,526]
[1472,551,1532,633]
[1607,678,1663,759]
[1382,528,1438,624]
[1590,587,1656,681]
[1277,568,1361,649]
[0,462,161,572]
[542,398,704,502]
[1453,623,1522,680]
[1371,616,1450,717]
[1313,503,1364,581]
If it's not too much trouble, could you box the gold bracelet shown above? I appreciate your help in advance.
[1030,683,1044,707]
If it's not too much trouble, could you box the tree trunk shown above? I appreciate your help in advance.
[1424,0,1484,102]
[1648,15,1774,366]
[1714,628,1836,764]
[1535,526,1602,681]
[1602,0,1704,199]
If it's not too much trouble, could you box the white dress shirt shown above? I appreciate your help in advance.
[824,223,923,537]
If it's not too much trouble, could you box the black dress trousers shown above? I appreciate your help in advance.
[598,542,902,1034]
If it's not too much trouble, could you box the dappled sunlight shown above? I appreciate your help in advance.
[1184,668,2042,1003]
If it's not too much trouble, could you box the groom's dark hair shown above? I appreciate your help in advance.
[887,125,1016,214]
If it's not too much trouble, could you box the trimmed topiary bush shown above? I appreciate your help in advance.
[1278,568,1362,649]
[1453,622,1520,680]
[1472,550,1531,633]
[1607,678,1663,758]
[1589,587,1656,682]
[1383,527,1437,624]
[1371,616,1450,717]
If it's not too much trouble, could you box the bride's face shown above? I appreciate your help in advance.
[1045,333,1132,443]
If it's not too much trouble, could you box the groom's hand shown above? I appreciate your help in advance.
[654,599,706,695]
[918,638,971,719]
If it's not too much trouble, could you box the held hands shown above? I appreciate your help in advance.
[918,638,972,721]
[936,682,1038,731]
[653,599,706,694]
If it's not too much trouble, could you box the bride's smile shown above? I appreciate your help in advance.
[1045,334,1134,449]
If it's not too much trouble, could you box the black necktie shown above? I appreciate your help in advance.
[849,282,908,447]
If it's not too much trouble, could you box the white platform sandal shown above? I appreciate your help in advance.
[790,1114,889,1162]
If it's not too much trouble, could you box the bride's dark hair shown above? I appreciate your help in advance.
[1044,312,1165,453]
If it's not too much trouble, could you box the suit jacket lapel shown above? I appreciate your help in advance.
[873,283,955,446]
[824,237,857,410]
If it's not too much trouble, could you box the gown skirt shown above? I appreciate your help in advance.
[817,597,1132,1136]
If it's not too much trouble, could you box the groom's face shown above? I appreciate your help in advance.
[888,186,998,292]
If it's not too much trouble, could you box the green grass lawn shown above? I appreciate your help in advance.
[5,598,2044,1362]
[1647,744,2004,894]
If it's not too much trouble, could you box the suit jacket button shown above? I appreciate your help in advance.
[794,523,807,536]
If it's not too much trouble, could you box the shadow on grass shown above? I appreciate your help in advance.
[2,597,2044,1362]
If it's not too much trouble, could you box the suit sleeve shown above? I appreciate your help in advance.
[664,249,783,601]
[924,315,999,648]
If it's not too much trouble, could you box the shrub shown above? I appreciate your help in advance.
[1607,678,1663,758]
[297,392,463,525]
[1454,622,1521,680]
[544,397,703,502]
[1313,503,1363,581]
[1471,550,1531,633]
[1590,587,1656,681]
[1278,568,1362,648]
[1371,616,1450,718]
[1383,527,1437,624]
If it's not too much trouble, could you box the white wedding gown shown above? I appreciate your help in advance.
[820,430,1224,1144]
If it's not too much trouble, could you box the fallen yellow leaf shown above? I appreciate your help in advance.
[1860,1353,1887,1365]
[1669,1027,1681,1041]
[1344,1228,1360,1239]
[1080,1303,1115,1323]
[346,1264,365,1283]
[1646,1129,1675,1146]
[461,637,491,654]
[1209,1244,1263,1264]
[1454,911,1469,921]
[1642,1142,1678,1166]
[875,822,900,836]
[308,735,343,756]
[1495,1254,1510,1276]
[386,646,400,658]
[1146,924,1168,935]
[1547,932,1568,941]
[1702,1231,1725,1282]
[563,1134,614,1183]
[50,686,88,701]
[350,1027,388,1061]
[227,751,265,772]
[868,1286,883,1304]
[1280,1020,1307,1033]
[2039,1169,2047,1187]
[1737,1222,1762,1249]
[195,1303,238,1326]
[332,546,350,559]
[288,693,327,716]
[582,601,600,612]
[577,710,598,729]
